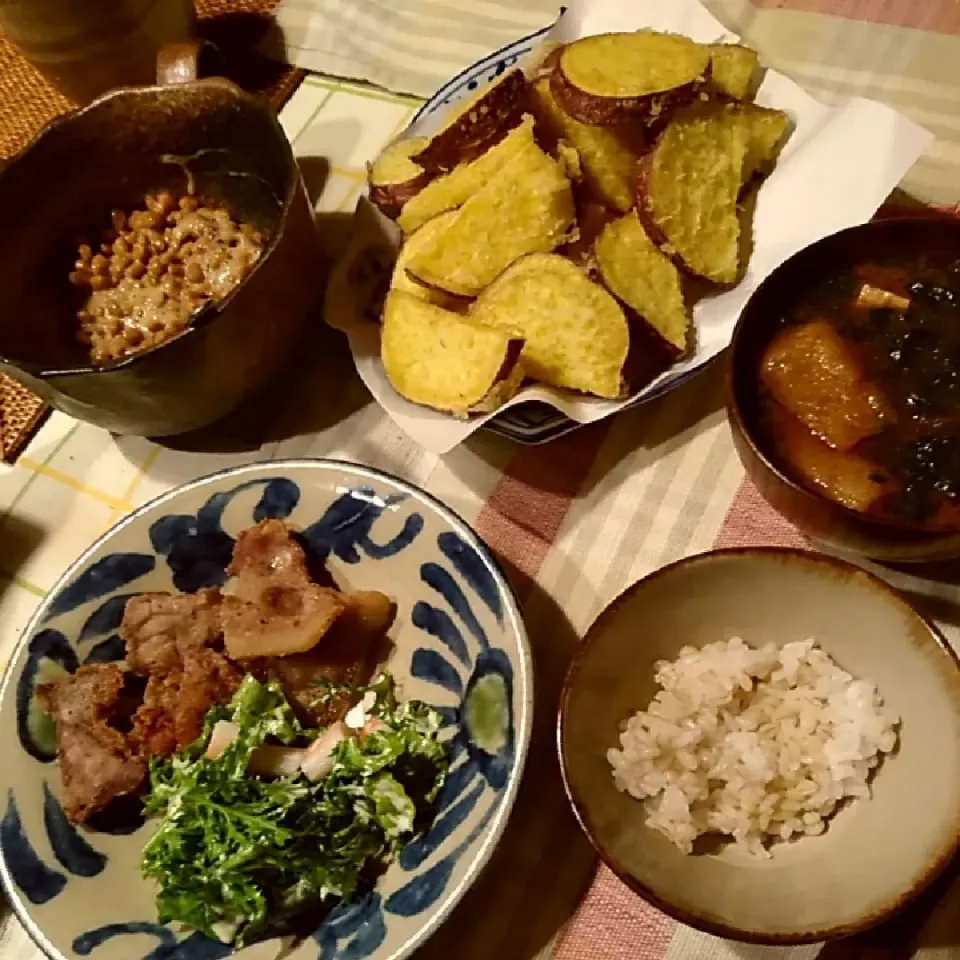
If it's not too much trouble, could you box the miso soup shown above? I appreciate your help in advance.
[757,252,960,530]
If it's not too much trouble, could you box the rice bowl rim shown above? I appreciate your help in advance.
[557,545,960,945]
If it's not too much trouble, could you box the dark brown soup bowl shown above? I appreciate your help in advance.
[0,45,323,437]
[728,217,960,563]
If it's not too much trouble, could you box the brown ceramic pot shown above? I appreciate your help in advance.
[0,44,324,437]
[0,0,197,105]
[727,217,960,563]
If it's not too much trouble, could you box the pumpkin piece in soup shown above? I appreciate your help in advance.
[760,320,895,452]
[772,408,892,513]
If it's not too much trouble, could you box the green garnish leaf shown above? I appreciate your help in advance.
[140,673,448,946]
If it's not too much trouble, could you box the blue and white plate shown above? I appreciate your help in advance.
[0,460,532,960]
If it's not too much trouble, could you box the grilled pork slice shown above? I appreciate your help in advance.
[220,589,345,661]
[227,519,315,599]
[252,590,396,728]
[405,122,576,296]
[367,137,434,220]
[222,519,346,660]
[397,116,537,235]
[595,211,690,360]
[412,68,528,174]
[122,587,243,758]
[636,102,750,284]
[382,290,525,416]
[131,647,243,757]
[37,664,146,824]
[529,77,645,214]
[551,31,710,126]
[122,587,223,675]
[470,253,630,399]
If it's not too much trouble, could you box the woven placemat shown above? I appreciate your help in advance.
[0,0,305,463]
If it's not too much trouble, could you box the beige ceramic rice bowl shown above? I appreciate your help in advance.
[559,548,960,944]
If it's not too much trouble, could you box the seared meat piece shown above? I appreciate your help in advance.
[177,648,244,745]
[122,587,223,675]
[37,664,146,824]
[41,519,397,826]
[123,586,240,759]
[221,588,345,660]
[130,647,243,757]
[253,590,396,727]
[129,703,177,759]
[222,519,346,660]
[228,519,313,600]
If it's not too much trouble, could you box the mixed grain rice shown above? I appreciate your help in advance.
[608,637,899,856]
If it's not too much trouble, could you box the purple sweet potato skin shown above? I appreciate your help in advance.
[621,310,682,389]
[412,69,528,174]
[550,53,709,126]
[368,170,435,220]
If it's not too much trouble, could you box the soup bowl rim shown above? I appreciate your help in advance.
[727,215,960,542]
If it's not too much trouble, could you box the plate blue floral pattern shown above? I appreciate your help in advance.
[0,461,531,960]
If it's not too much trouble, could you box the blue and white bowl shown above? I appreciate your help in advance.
[0,460,532,960]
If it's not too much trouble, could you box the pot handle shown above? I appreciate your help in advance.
[155,39,226,86]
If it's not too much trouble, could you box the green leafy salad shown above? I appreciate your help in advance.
[140,673,448,946]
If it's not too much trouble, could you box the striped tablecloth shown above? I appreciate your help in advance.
[1,0,959,958]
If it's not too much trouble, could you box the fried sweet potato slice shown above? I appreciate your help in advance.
[760,320,895,452]
[706,44,760,100]
[636,101,750,284]
[412,68,527,173]
[470,253,629,399]
[595,211,689,359]
[396,116,536,235]
[533,43,564,81]
[367,137,434,219]
[405,126,576,296]
[741,104,791,182]
[529,77,645,213]
[390,211,468,312]
[552,31,710,125]
[562,199,618,267]
[382,290,525,416]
